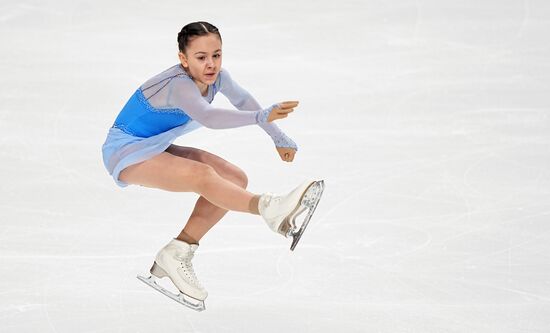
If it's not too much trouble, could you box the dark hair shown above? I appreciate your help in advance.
[177,21,222,53]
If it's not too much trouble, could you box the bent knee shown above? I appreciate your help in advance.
[193,163,218,179]
[234,168,248,189]
[189,163,219,190]
[221,164,248,189]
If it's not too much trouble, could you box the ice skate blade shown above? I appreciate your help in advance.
[289,180,325,251]
[137,274,206,312]
[279,180,320,237]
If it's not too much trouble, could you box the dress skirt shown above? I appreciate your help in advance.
[101,121,201,188]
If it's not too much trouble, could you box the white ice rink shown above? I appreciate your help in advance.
[1,0,549,332]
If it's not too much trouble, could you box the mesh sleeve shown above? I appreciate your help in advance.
[218,70,298,150]
[165,75,271,129]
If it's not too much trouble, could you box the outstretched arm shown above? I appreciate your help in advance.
[170,77,288,129]
[218,69,299,153]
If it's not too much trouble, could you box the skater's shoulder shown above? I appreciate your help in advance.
[152,64,192,82]
[216,68,236,90]
[214,67,228,82]
[141,64,191,88]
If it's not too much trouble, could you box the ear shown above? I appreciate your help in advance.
[178,51,188,68]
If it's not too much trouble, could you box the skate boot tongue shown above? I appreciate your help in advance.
[258,193,274,216]
[169,239,196,263]
[170,238,193,248]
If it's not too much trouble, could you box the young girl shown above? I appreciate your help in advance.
[101,21,324,310]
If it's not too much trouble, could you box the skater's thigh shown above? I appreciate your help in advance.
[165,145,247,186]
[118,152,215,192]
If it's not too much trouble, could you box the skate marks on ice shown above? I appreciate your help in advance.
[136,274,206,312]
[288,180,325,251]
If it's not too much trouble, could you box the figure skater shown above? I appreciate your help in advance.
[101,21,324,310]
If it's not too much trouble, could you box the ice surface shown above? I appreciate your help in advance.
[1,0,549,332]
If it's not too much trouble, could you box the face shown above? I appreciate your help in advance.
[178,33,222,86]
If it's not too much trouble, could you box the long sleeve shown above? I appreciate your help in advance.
[168,76,272,129]
[218,69,298,150]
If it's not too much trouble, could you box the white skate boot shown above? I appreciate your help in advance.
[137,239,207,311]
[259,180,325,250]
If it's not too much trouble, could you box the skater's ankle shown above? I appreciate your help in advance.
[249,195,260,215]
[176,232,199,245]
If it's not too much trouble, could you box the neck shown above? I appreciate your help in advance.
[179,64,208,95]
[195,80,208,95]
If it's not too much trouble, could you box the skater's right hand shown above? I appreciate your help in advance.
[268,101,299,122]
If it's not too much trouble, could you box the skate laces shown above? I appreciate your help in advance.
[175,250,203,289]
[261,193,281,209]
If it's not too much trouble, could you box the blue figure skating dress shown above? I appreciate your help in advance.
[102,64,297,187]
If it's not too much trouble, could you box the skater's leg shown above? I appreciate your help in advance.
[118,152,260,213]
[164,145,250,243]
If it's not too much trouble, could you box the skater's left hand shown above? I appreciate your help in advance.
[276,147,296,162]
